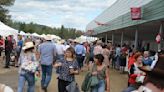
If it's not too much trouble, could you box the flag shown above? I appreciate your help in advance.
[94,21,109,26]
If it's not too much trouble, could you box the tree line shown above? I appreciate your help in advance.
[0,0,84,39]
[8,21,84,39]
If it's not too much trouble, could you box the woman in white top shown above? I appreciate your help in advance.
[17,42,39,92]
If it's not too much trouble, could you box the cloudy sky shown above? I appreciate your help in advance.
[9,0,117,31]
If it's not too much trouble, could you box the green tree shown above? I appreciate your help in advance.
[59,25,65,39]
[9,21,83,39]
[0,0,15,23]
[19,23,25,32]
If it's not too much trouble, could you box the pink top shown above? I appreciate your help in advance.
[93,45,103,55]
[102,49,110,66]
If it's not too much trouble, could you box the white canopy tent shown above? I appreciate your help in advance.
[75,35,98,43]
[24,33,31,36]
[19,31,26,35]
[40,34,46,38]
[32,33,40,37]
[50,34,61,40]
[0,21,18,36]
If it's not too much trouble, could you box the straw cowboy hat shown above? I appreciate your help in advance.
[60,40,65,44]
[57,41,61,44]
[44,35,52,41]
[96,40,102,45]
[0,84,13,92]
[57,40,65,44]
[22,42,35,50]
[139,54,164,77]
[74,39,80,43]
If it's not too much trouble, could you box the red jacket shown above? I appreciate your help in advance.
[0,39,4,46]
[128,74,137,84]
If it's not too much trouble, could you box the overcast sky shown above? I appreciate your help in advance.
[9,0,117,31]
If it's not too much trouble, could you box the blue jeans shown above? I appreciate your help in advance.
[17,71,35,92]
[116,56,120,69]
[41,65,53,88]
[122,84,138,92]
[92,80,105,92]
[123,85,136,92]
[76,54,83,69]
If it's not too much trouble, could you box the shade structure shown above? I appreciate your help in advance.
[32,33,40,37]
[40,34,46,38]
[0,21,18,36]
[19,31,26,35]
[50,34,61,40]
[75,35,98,43]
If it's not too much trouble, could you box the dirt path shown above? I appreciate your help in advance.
[0,68,128,92]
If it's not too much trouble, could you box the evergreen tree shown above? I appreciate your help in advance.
[0,0,15,23]
[60,25,65,39]
[9,21,83,39]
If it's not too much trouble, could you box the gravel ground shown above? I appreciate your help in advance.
[0,67,128,92]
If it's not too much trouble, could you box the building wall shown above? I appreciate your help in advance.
[87,0,164,35]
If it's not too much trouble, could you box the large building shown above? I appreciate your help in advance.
[86,0,164,51]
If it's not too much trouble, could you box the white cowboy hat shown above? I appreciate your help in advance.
[22,42,35,50]
[57,40,65,44]
[4,86,13,92]
[0,84,13,92]
[44,35,52,41]
[96,40,102,45]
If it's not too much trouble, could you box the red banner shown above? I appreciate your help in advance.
[131,7,141,20]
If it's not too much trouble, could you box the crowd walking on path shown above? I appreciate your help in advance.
[0,34,164,92]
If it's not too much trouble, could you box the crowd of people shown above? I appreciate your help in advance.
[0,34,164,92]
[0,34,111,92]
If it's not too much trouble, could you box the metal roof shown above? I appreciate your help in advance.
[86,0,153,31]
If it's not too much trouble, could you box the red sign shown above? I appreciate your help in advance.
[156,34,161,44]
[131,7,141,20]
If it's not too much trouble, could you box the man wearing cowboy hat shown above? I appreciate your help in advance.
[133,53,164,92]
[38,35,57,92]
[75,40,86,70]
[56,40,65,61]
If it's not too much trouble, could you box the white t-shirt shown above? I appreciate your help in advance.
[63,45,70,51]
[56,44,65,55]
[151,53,158,69]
